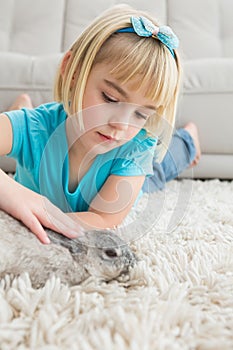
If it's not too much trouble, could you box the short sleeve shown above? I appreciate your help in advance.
[5,109,27,161]
[110,130,157,177]
[5,106,46,170]
[5,103,66,169]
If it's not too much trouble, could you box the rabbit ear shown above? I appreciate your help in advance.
[85,230,125,250]
[62,238,87,255]
[95,233,120,250]
[46,229,87,255]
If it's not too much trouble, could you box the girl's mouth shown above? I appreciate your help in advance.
[97,132,118,142]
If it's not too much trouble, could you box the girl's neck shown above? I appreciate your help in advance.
[68,143,95,193]
[66,119,96,192]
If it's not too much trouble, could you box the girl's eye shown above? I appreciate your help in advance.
[102,92,118,103]
[135,111,148,120]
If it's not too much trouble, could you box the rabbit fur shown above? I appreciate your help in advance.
[0,216,137,288]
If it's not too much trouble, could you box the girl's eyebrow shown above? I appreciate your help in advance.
[103,79,156,111]
[104,79,128,98]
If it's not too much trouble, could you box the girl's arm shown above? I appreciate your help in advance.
[0,114,13,155]
[68,174,145,230]
[0,114,83,243]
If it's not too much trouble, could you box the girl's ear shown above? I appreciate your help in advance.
[60,51,72,77]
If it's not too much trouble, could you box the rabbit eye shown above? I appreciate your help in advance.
[104,249,118,258]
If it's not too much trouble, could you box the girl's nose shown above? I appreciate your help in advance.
[108,118,129,130]
[108,105,132,130]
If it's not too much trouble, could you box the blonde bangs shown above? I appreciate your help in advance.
[94,33,179,115]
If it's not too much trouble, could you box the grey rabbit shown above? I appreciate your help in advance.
[0,228,137,288]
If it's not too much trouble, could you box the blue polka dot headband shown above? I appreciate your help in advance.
[117,16,179,58]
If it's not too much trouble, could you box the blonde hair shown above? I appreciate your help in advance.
[54,4,182,162]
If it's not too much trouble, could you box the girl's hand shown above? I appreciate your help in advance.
[0,171,84,244]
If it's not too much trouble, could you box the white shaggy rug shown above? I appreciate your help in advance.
[0,179,233,350]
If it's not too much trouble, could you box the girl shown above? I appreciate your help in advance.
[0,5,200,244]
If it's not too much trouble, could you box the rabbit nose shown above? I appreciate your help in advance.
[128,251,137,268]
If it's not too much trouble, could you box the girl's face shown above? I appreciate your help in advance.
[73,62,156,156]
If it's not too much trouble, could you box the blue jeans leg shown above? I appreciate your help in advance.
[142,128,196,193]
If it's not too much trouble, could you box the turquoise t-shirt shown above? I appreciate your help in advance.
[6,102,157,212]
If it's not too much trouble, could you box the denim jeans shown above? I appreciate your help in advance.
[142,128,196,193]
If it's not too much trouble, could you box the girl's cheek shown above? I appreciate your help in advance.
[82,105,110,130]
[126,126,141,140]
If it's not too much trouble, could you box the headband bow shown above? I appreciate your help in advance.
[117,16,179,58]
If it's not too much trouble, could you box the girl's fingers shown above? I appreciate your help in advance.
[40,197,85,238]
[44,215,85,238]
[21,212,50,244]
